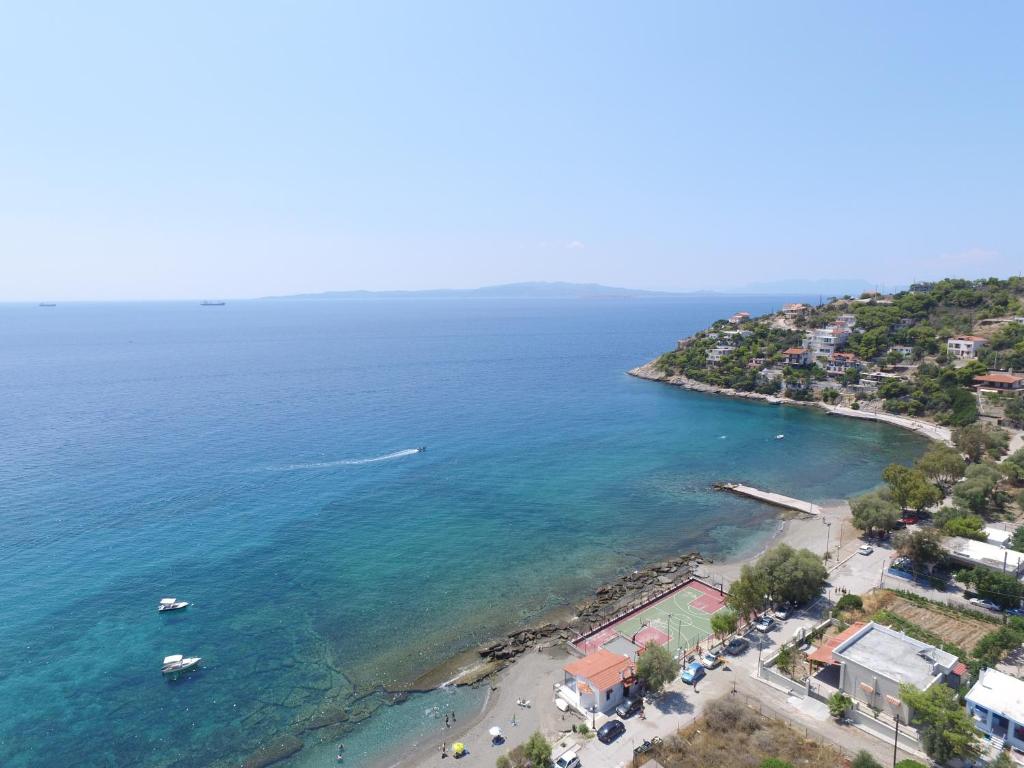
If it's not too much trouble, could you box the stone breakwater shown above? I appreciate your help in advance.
[474,552,705,665]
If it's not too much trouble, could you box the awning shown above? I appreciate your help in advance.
[860,682,875,695]
[885,695,901,707]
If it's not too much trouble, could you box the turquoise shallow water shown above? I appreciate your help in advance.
[0,298,927,767]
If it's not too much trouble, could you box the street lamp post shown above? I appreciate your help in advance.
[892,714,900,767]
[823,519,832,558]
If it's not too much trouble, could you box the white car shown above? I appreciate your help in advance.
[858,544,873,556]
[754,615,776,633]
[969,597,1002,613]
[555,750,581,768]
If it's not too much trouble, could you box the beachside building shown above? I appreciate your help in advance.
[947,335,988,360]
[966,668,1024,751]
[943,536,1024,576]
[728,311,751,325]
[829,622,965,723]
[973,373,1024,392]
[559,649,636,716]
[782,347,810,366]
[826,352,861,377]
[889,345,915,359]
[782,303,809,320]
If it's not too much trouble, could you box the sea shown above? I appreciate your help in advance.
[0,297,928,768]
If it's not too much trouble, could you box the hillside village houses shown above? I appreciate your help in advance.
[782,302,809,320]
[947,335,988,360]
[728,311,751,324]
[825,352,861,377]
[973,372,1024,393]
[783,347,811,366]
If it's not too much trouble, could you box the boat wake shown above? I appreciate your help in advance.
[275,449,420,470]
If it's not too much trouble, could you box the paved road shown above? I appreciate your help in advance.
[567,539,932,768]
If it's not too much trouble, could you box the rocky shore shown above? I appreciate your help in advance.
[628,360,952,443]
[473,552,704,667]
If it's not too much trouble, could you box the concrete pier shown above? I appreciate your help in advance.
[715,483,822,516]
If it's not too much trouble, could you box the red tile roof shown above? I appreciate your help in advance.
[952,661,967,676]
[783,347,807,355]
[952,335,987,342]
[974,373,1024,384]
[564,650,635,692]
[806,622,867,665]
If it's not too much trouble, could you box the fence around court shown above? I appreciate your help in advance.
[568,576,726,658]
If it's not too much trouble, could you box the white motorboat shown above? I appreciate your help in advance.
[775,434,785,440]
[158,597,189,612]
[162,654,202,676]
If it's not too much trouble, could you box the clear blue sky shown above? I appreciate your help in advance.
[2,2,1022,300]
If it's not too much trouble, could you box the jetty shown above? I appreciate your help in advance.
[714,482,822,516]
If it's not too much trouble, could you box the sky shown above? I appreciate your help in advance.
[1,2,1022,301]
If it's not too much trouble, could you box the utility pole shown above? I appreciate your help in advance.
[892,714,900,767]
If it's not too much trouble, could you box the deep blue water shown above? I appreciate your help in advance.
[0,298,927,767]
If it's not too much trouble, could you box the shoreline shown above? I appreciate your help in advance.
[323,363,943,768]
[627,360,952,445]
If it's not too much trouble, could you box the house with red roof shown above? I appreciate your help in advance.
[783,347,810,366]
[973,372,1024,392]
[559,649,637,716]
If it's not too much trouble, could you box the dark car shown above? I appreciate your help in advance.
[596,719,626,744]
[725,637,750,655]
[614,697,642,719]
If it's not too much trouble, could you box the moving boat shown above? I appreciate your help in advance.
[775,434,785,440]
[38,303,56,307]
[200,300,226,306]
[162,654,201,676]
[416,446,426,452]
[158,597,189,612]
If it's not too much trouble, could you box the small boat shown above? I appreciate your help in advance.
[162,654,201,676]
[200,300,226,306]
[416,446,426,453]
[38,302,56,307]
[775,434,785,440]
[158,597,189,612]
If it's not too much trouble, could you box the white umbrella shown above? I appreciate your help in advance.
[489,726,503,737]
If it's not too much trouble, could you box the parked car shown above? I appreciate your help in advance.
[1007,608,1024,618]
[554,750,581,768]
[614,697,642,719]
[900,515,918,525]
[858,544,874,556]
[633,737,663,756]
[725,637,749,656]
[596,719,625,744]
[681,661,706,685]
[754,615,776,633]
[969,597,1002,613]
[699,649,722,669]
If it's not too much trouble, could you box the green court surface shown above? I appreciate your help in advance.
[611,585,723,657]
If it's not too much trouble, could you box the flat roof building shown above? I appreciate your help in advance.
[966,668,1024,751]
[943,536,1024,576]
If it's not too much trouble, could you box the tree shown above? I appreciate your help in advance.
[851,752,883,768]
[893,528,945,575]
[900,683,981,763]
[956,568,1024,610]
[1011,525,1024,553]
[954,424,1010,463]
[727,563,769,621]
[754,544,828,605]
[989,750,1015,768]
[496,757,512,768]
[882,464,941,512]
[635,641,679,694]
[828,691,853,718]
[850,491,901,535]
[953,462,1007,516]
[915,444,966,490]
[939,513,987,540]
[1005,396,1024,428]
[523,732,552,768]
[710,608,738,639]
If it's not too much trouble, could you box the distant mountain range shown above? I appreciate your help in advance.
[263,279,885,301]
[263,282,703,300]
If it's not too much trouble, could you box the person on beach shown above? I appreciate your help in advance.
[451,710,456,723]
[441,742,447,759]
[445,714,449,728]
[512,712,517,727]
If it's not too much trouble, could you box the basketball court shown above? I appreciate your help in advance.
[574,579,727,658]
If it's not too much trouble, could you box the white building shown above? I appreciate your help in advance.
[947,335,988,360]
[831,622,964,723]
[966,668,1024,751]
[558,649,637,717]
[782,303,809,320]
[943,536,1024,576]
[985,526,1014,548]
[804,326,851,361]
[706,346,734,364]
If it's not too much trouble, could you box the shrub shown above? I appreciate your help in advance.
[894,761,927,768]
[828,692,853,718]
[636,641,679,693]
[575,723,588,736]
[523,732,552,768]
[851,752,883,768]
[496,757,512,768]
[834,594,863,613]
[704,698,763,734]
[760,760,794,768]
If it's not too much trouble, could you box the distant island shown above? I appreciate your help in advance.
[261,281,701,300]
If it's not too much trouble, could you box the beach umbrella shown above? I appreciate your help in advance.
[489,726,502,737]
